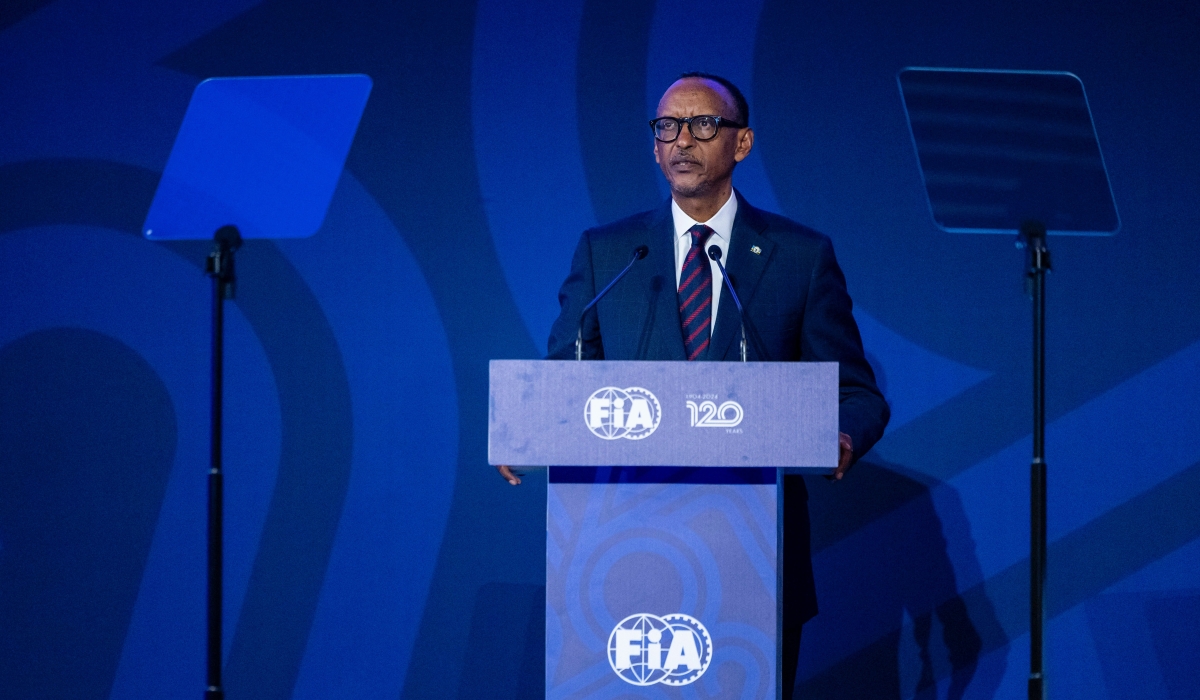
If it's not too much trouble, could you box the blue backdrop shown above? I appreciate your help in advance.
[1,1,1198,698]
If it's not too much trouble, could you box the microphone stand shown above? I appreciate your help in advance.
[1017,220,1050,700]
[204,224,241,700]
[708,246,747,362]
[575,246,648,360]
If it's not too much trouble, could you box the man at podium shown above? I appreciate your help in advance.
[498,73,888,698]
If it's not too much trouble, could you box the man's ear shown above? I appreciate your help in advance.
[653,140,662,165]
[733,128,754,163]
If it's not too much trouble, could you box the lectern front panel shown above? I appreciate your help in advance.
[546,468,778,699]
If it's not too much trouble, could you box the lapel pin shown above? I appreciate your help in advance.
[750,245,762,255]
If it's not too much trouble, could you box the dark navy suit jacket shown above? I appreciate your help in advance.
[546,192,890,623]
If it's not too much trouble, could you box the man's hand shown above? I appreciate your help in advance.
[496,464,521,486]
[831,432,853,481]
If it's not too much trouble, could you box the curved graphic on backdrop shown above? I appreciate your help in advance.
[0,223,282,700]
[471,0,598,346]
[0,159,461,700]
[0,328,177,699]
[576,0,662,224]
[283,172,459,700]
[0,158,352,700]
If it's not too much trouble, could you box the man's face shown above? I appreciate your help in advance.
[653,78,753,199]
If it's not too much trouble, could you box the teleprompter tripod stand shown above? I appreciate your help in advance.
[204,225,241,700]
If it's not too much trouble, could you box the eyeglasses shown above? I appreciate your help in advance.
[649,115,745,143]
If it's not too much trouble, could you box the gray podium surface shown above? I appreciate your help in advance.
[488,360,838,469]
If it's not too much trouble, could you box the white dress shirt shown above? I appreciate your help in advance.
[672,190,738,332]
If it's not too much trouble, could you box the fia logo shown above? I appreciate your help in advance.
[607,613,712,686]
[686,399,744,427]
[585,387,661,440]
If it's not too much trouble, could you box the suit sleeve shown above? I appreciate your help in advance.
[546,229,605,360]
[801,236,890,462]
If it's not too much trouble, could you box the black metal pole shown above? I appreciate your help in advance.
[205,225,241,700]
[1020,221,1050,700]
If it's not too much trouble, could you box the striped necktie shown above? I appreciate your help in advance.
[679,224,714,361]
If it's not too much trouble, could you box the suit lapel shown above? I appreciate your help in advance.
[710,194,774,361]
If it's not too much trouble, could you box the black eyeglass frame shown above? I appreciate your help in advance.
[648,115,747,142]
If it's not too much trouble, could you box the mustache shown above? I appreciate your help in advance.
[670,152,700,166]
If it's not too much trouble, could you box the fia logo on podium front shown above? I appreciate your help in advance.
[584,387,661,440]
[607,613,712,686]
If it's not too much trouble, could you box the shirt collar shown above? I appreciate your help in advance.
[671,189,738,243]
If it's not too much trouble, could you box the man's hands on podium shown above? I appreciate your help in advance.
[495,432,853,486]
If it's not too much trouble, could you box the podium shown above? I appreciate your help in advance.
[490,360,838,699]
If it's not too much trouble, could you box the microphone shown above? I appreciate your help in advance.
[707,245,747,362]
[576,245,649,360]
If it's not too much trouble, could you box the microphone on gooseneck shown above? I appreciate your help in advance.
[707,245,748,362]
[576,245,649,360]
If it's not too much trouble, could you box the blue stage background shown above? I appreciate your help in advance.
[1,1,1198,698]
